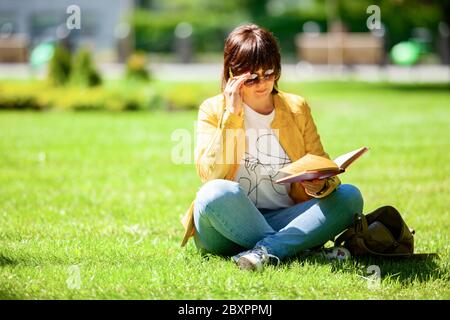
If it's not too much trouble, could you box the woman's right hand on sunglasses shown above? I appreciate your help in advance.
[224,72,251,115]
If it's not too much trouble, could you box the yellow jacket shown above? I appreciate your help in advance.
[180,90,341,246]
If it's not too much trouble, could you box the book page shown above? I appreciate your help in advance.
[333,147,369,169]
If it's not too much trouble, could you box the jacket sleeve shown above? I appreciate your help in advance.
[195,99,244,183]
[301,100,341,198]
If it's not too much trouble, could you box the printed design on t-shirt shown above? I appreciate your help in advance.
[237,133,291,207]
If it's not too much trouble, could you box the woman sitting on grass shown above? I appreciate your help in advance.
[180,24,364,271]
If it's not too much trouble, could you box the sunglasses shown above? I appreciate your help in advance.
[229,68,276,87]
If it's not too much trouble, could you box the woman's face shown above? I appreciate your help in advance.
[240,68,275,100]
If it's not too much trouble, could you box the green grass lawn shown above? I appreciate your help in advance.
[0,81,449,299]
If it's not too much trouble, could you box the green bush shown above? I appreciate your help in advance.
[0,79,223,112]
[0,81,165,111]
[71,48,102,87]
[131,9,246,54]
[130,6,324,57]
[47,44,72,86]
[155,82,220,111]
[125,52,151,82]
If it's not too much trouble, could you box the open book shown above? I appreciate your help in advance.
[275,147,369,184]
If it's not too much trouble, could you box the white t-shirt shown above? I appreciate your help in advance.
[234,103,295,209]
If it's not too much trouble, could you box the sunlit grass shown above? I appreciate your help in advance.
[0,81,449,299]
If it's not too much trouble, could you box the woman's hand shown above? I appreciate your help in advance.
[224,72,251,115]
[301,179,326,195]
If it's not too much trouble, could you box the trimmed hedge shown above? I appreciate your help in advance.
[0,81,220,111]
[0,81,165,111]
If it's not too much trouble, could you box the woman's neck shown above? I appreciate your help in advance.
[244,94,274,115]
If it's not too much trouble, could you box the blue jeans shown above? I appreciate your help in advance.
[193,179,364,260]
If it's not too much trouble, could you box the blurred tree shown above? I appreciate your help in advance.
[242,0,270,18]
[132,1,249,54]
[47,43,71,86]
[132,0,446,58]
[71,48,102,87]
[125,52,150,81]
[335,0,443,49]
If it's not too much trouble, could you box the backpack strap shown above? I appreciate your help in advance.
[334,213,368,246]
[334,228,355,247]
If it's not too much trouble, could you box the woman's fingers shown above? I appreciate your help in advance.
[229,72,250,81]
[229,72,250,84]
[226,74,245,93]
[230,73,251,91]
[302,180,321,187]
[301,179,326,193]
[303,179,322,185]
[225,72,251,114]
[301,181,315,188]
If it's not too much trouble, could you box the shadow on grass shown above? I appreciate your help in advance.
[196,245,444,285]
[194,244,445,285]
[285,253,444,285]
[0,254,18,267]
[352,255,444,284]
[0,255,22,300]
[0,290,21,300]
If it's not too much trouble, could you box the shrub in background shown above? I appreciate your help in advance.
[125,52,151,82]
[155,82,219,111]
[47,44,72,86]
[0,81,166,111]
[70,48,102,87]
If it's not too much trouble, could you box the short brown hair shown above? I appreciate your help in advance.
[222,24,281,93]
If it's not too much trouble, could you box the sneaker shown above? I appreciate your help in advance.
[232,246,280,271]
[320,246,351,261]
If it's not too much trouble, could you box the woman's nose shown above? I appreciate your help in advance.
[256,79,268,89]
[255,79,263,86]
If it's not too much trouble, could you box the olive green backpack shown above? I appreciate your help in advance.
[334,205,416,257]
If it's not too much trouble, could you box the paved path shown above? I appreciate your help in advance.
[0,63,449,83]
